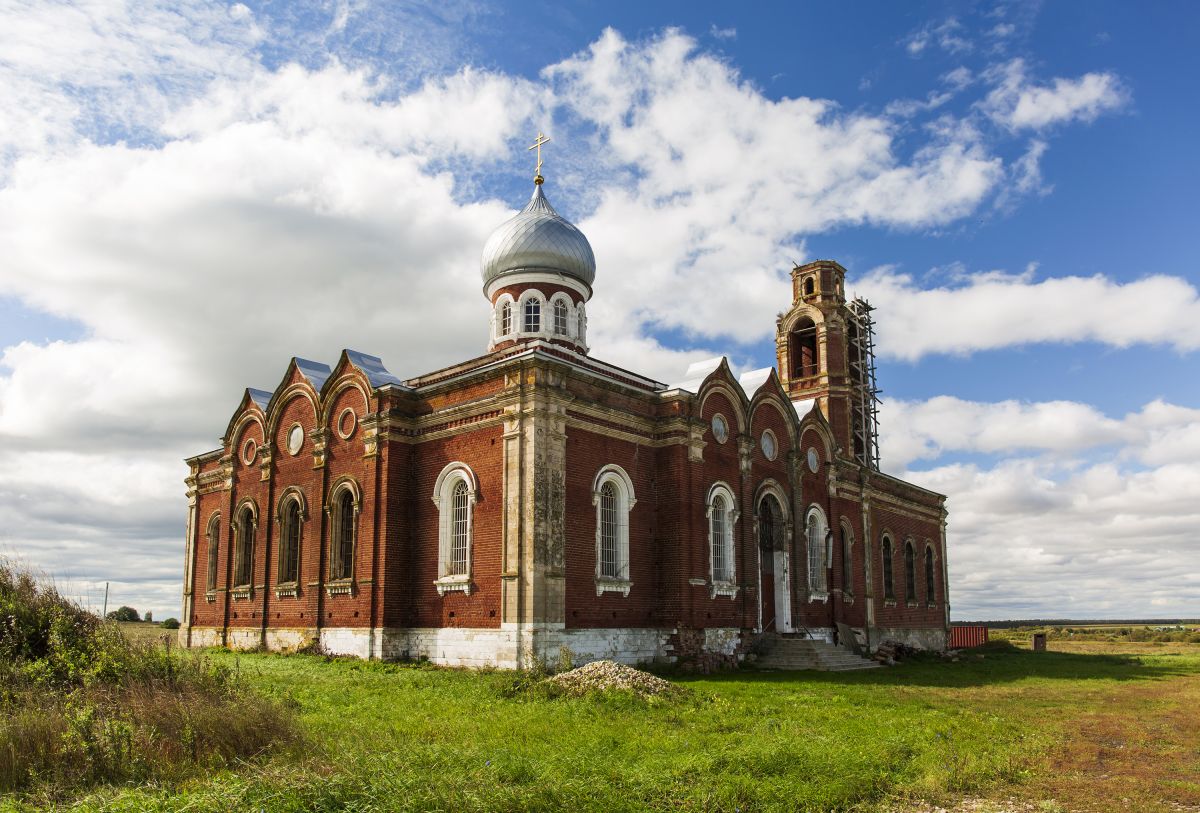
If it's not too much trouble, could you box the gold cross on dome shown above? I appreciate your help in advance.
[528,131,551,184]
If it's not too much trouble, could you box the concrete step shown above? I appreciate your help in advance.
[754,636,882,672]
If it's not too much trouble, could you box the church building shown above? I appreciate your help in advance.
[180,154,949,669]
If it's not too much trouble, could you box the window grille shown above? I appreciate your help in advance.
[524,298,541,333]
[281,501,300,583]
[450,480,470,575]
[925,545,936,604]
[235,508,254,586]
[599,482,619,577]
[882,537,895,600]
[334,491,354,580]
[206,516,220,590]
[553,300,569,335]
[841,525,853,595]
[807,512,826,592]
[711,497,730,582]
[500,301,512,335]
[904,542,916,602]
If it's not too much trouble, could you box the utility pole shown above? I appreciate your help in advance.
[102,581,109,619]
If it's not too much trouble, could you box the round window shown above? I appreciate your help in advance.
[338,408,357,440]
[241,438,257,466]
[287,424,304,456]
[807,447,820,473]
[711,413,729,444]
[761,430,777,461]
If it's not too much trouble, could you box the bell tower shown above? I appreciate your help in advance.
[777,260,880,469]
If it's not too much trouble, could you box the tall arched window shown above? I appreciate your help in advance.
[790,317,819,379]
[234,506,255,587]
[433,462,477,595]
[758,495,783,549]
[450,481,469,576]
[331,489,355,581]
[593,464,636,595]
[904,541,916,604]
[279,499,301,585]
[577,309,586,342]
[882,535,895,601]
[553,299,569,335]
[524,298,541,333]
[205,514,220,593]
[804,276,815,296]
[706,483,738,597]
[840,523,853,597]
[925,544,936,605]
[805,507,828,595]
[500,301,512,335]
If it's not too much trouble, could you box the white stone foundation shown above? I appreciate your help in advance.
[870,626,947,652]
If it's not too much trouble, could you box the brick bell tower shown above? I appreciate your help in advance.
[776,260,880,469]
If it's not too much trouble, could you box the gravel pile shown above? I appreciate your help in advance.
[547,660,679,697]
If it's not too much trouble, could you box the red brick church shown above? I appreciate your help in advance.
[179,163,949,668]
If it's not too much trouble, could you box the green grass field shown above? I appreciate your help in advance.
[9,630,1200,812]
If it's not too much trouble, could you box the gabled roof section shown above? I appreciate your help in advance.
[222,387,271,443]
[247,388,272,411]
[294,357,333,392]
[340,349,409,390]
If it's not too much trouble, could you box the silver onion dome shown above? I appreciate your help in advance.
[481,183,596,291]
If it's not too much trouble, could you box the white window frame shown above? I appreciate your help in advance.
[706,482,739,598]
[432,462,478,595]
[592,464,636,596]
[805,504,829,600]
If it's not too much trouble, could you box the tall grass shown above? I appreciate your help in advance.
[0,559,297,800]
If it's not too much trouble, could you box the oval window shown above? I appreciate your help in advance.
[807,447,820,473]
[761,430,777,461]
[241,438,257,466]
[287,424,304,456]
[711,414,729,444]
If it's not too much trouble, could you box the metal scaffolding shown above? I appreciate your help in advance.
[846,298,881,470]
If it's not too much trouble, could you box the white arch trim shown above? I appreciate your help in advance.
[593,464,637,596]
[706,481,739,598]
[804,503,830,601]
[432,462,479,595]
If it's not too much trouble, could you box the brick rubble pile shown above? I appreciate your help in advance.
[547,660,679,696]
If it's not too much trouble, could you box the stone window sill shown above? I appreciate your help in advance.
[205,591,217,603]
[710,580,739,599]
[884,598,897,607]
[275,583,299,599]
[230,586,252,601]
[906,600,918,608]
[326,579,354,597]
[434,574,472,596]
[926,602,937,609]
[595,577,633,597]
[808,591,830,604]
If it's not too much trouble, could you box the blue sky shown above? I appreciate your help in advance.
[0,1,1196,621]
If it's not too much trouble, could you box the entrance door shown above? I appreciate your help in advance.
[758,494,791,633]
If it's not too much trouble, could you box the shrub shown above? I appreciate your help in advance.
[107,606,140,622]
[0,558,298,800]
[160,618,181,630]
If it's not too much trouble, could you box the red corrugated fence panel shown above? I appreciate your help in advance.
[948,625,989,648]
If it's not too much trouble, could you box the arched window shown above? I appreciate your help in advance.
[450,481,469,576]
[789,317,819,379]
[553,299,569,335]
[706,483,738,597]
[758,495,783,549]
[925,544,936,605]
[904,541,916,604]
[433,463,478,595]
[205,514,220,593]
[882,535,895,601]
[804,276,815,296]
[279,499,301,585]
[593,465,636,595]
[500,301,512,335]
[805,507,828,595]
[524,298,541,333]
[840,522,853,597]
[234,506,255,588]
[330,489,355,581]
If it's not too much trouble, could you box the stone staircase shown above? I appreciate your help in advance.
[754,635,881,672]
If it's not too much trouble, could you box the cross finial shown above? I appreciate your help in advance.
[528,131,551,185]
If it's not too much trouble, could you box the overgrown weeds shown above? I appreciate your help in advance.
[0,559,298,801]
